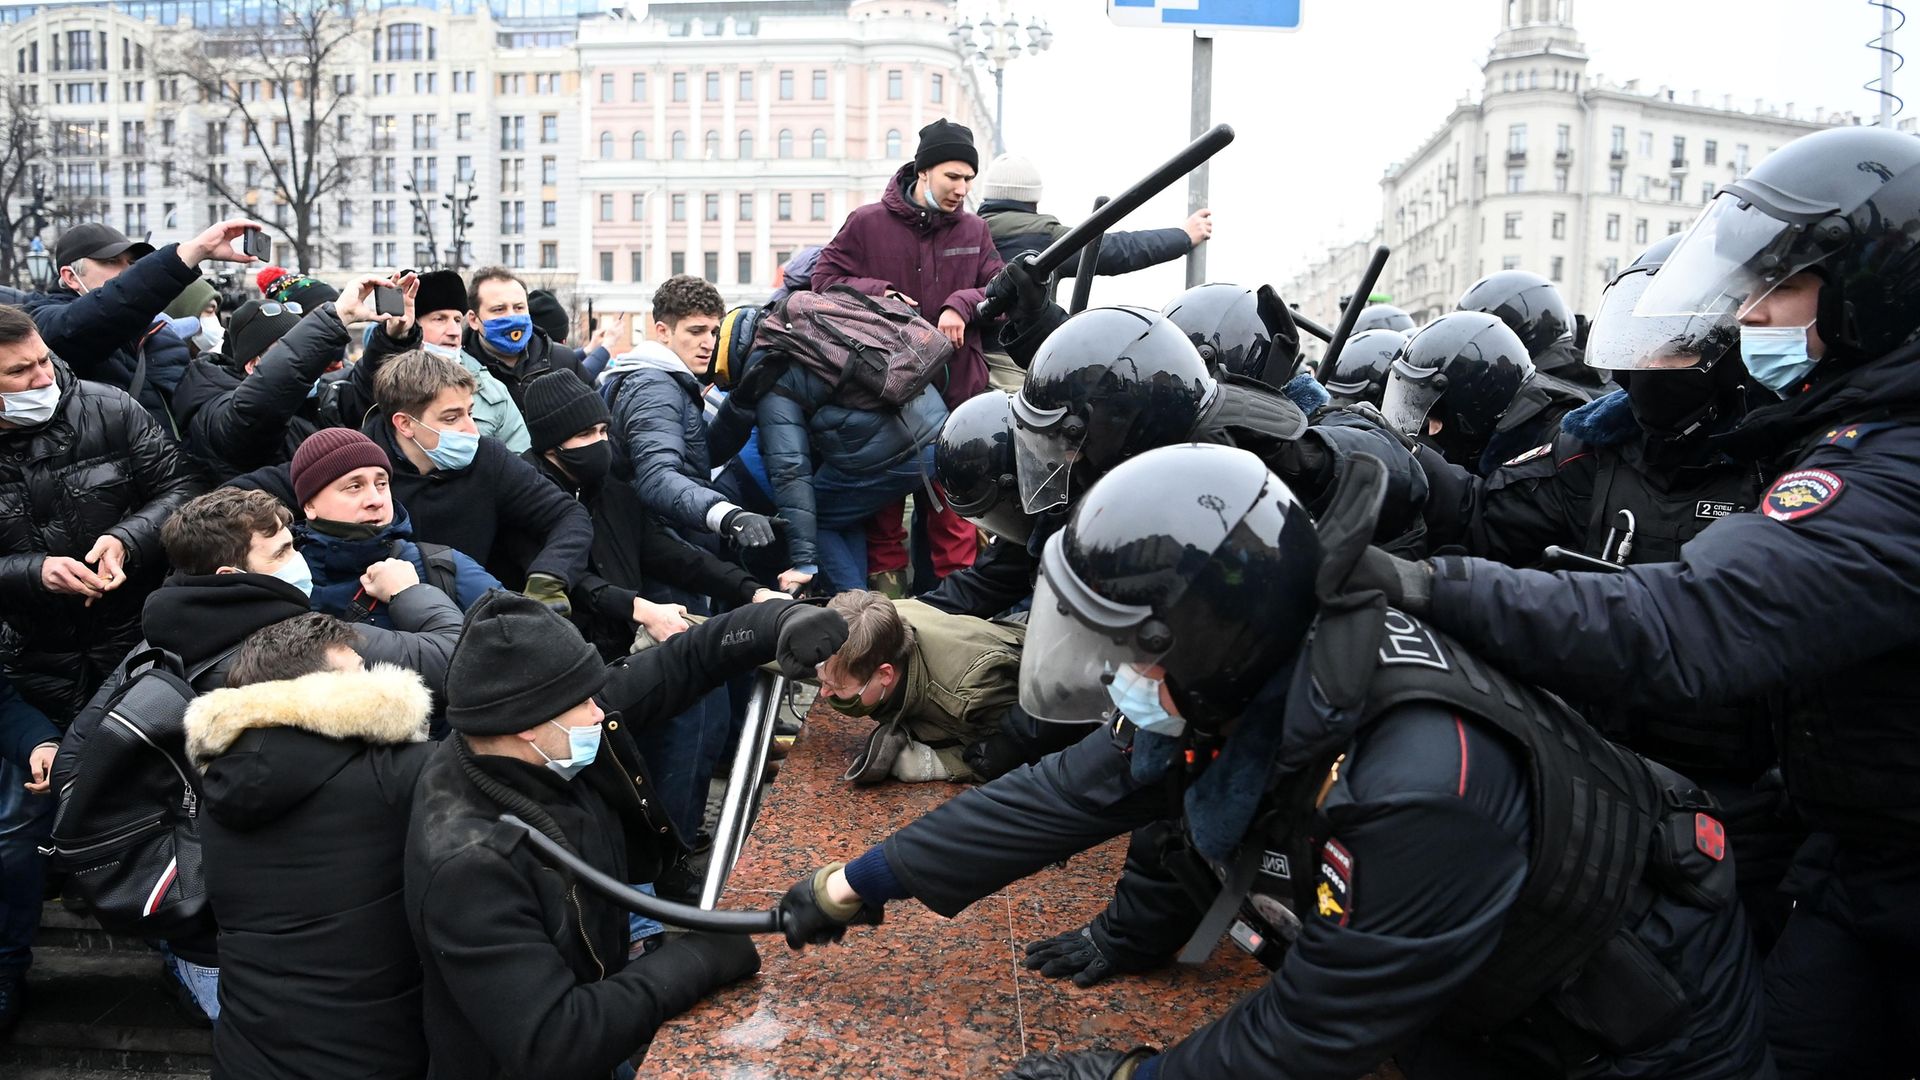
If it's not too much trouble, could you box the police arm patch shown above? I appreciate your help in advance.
[1762,468,1846,523]
[1316,838,1353,928]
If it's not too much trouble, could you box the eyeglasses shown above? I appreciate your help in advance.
[258,301,304,317]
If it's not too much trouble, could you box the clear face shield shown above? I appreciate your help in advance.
[1633,193,1842,325]
[1017,535,1171,725]
[1584,265,1739,372]
[1010,393,1087,516]
[1379,358,1447,438]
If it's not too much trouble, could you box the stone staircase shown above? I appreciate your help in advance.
[0,903,212,1078]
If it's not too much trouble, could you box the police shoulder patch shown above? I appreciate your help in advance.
[1316,838,1353,928]
[1763,468,1846,523]
[1502,443,1553,467]
[1821,421,1894,450]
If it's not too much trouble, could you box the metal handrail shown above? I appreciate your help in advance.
[698,670,787,908]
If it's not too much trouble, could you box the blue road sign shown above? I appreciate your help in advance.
[1108,0,1302,32]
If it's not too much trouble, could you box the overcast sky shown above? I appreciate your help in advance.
[989,0,1895,308]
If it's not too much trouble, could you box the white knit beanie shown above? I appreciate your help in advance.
[982,153,1043,203]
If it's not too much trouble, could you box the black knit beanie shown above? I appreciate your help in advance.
[415,270,467,317]
[528,289,570,344]
[445,591,607,736]
[914,118,979,173]
[522,371,610,454]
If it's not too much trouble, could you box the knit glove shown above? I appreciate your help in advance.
[523,572,572,617]
[778,862,884,950]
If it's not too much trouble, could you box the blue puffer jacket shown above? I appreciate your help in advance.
[601,343,736,536]
[749,355,947,568]
[299,505,499,630]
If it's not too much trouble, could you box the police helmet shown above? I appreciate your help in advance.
[935,391,1033,546]
[1456,270,1575,359]
[1019,444,1320,732]
[1319,328,1406,408]
[1161,282,1302,388]
[1352,304,1415,334]
[1012,307,1217,515]
[1383,311,1534,467]
[1635,125,1920,374]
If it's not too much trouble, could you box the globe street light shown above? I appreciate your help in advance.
[25,238,53,290]
[948,2,1052,156]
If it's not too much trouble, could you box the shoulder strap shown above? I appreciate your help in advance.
[186,643,242,686]
[413,541,461,598]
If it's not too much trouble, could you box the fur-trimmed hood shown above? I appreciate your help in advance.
[186,664,431,767]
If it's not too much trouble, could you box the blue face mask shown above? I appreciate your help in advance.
[1740,322,1820,398]
[481,313,533,356]
[408,416,479,471]
[535,719,602,780]
[267,551,314,598]
[1105,664,1184,737]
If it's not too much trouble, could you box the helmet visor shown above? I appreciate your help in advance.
[1586,268,1739,371]
[1634,194,1838,320]
[1018,546,1169,725]
[1011,397,1086,515]
[1380,358,1446,437]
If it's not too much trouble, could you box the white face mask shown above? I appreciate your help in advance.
[0,382,60,427]
[422,340,463,361]
[266,550,314,598]
[193,321,226,354]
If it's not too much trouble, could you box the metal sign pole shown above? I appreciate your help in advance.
[1186,31,1213,289]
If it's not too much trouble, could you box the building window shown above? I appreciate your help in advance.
[1555,123,1570,154]
[779,70,794,100]
[671,252,686,276]
[542,200,557,227]
[739,193,753,220]
[1502,255,1522,270]
[1554,166,1569,193]
[885,129,902,159]
[1638,130,1653,157]
[1506,168,1524,194]
[738,251,752,283]
[632,131,647,160]
[705,71,720,101]
[811,129,827,158]
[542,156,557,185]
[811,70,827,99]
[887,70,903,100]
[777,193,792,221]
[704,193,719,222]
[632,251,645,281]
[1669,179,1684,202]
[1550,212,1566,240]
[338,242,354,269]
[1605,213,1620,241]
[1503,212,1522,239]
[500,116,525,151]
[541,242,557,269]
[1549,256,1564,282]
[600,132,614,159]
[1608,168,1624,195]
[672,72,687,102]
[1668,219,1686,235]
[599,251,614,281]
[599,194,613,222]
[931,73,944,103]
[738,129,753,158]
[632,72,647,101]
[665,131,682,159]
[672,194,687,221]
[1735,144,1750,173]
[1671,135,1686,165]
[705,130,720,158]
[542,115,559,144]
[778,129,794,158]
[1610,125,1626,155]
[1635,218,1649,244]
[457,156,474,183]
[811,193,827,221]
[1507,124,1526,155]
[739,71,753,101]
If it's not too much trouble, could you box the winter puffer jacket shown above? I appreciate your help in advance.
[603,344,736,536]
[22,243,200,425]
[0,362,207,719]
[300,505,500,630]
[749,355,947,569]
[811,162,1005,409]
[170,302,349,480]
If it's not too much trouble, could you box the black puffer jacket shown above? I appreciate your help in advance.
[22,243,200,425]
[171,303,347,480]
[0,362,207,719]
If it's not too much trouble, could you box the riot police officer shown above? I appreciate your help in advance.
[1318,327,1405,409]
[1160,282,1303,389]
[777,444,1769,1080]
[1359,124,1920,1078]
[1458,268,1605,391]
[1351,302,1415,334]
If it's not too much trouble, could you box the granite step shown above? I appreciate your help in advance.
[3,922,212,1078]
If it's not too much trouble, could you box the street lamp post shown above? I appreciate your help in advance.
[948,2,1052,156]
[442,182,476,274]
[25,238,53,290]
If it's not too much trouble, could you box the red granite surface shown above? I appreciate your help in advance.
[641,707,1278,1079]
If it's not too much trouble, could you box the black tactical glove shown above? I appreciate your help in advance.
[1023,924,1133,988]
[774,603,850,678]
[778,862,884,950]
[1266,432,1333,488]
[1007,1047,1158,1080]
[722,509,778,548]
[984,252,1049,321]
[1346,544,1433,614]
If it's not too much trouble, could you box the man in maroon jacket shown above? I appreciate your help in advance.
[812,119,1001,588]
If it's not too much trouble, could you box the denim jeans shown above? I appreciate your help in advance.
[159,944,220,1021]
[0,757,55,975]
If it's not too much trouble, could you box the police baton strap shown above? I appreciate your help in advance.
[977,124,1238,320]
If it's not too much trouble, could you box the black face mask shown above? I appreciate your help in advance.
[309,517,386,541]
[552,440,612,490]
[1624,369,1718,438]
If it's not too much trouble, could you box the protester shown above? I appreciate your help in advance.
[460,266,588,409]
[0,677,59,1034]
[187,613,435,1079]
[979,152,1210,279]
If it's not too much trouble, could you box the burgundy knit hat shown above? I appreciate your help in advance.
[291,428,390,508]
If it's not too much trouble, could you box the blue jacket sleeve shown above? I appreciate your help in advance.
[1424,431,1920,708]
[449,549,502,610]
[0,676,60,771]
[754,379,820,569]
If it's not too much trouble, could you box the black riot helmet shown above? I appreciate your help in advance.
[1318,328,1406,408]
[1456,269,1576,359]
[1352,303,1415,334]
[1382,311,1534,467]
[1635,125,1920,376]
[1160,282,1302,388]
[1012,306,1218,515]
[935,390,1033,546]
[1019,443,1320,732]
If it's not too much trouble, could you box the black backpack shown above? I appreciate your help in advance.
[44,647,233,942]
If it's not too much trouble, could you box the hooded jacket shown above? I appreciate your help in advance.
[0,360,208,720]
[334,323,533,453]
[602,342,742,536]
[188,665,435,1080]
[811,162,1005,408]
[23,242,199,424]
[170,302,348,480]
